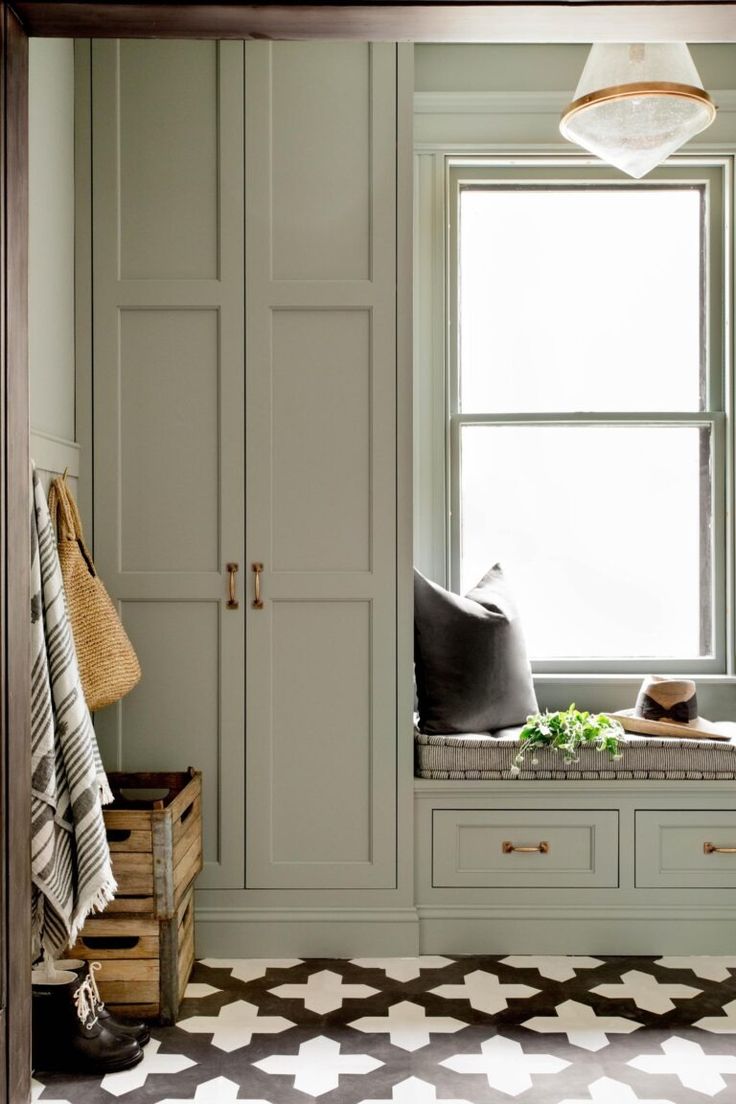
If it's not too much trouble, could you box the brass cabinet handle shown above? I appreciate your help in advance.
[502,841,549,854]
[226,562,239,609]
[704,842,736,854]
[252,562,264,609]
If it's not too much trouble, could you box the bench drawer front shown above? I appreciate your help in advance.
[636,810,736,888]
[432,809,619,888]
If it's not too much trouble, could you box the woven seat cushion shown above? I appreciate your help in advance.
[415,724,736,780]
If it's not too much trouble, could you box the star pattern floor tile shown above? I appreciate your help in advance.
[32,955,736,1103]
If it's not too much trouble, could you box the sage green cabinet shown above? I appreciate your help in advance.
[416,783,736,954]
[244,43,399,890]
[88,40,245,890]
[432,808,619,889]
[636,810,736,888]
[84,40,404,901]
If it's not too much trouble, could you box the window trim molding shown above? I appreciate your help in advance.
[414,90,736,148]
[413,148,735,687]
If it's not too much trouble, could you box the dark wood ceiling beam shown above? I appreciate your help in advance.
[11,3,736,42]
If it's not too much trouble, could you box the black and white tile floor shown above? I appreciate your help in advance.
[33,955,736,1103]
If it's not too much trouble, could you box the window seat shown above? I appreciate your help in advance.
[414,721,736,954]
[415,725,736,780]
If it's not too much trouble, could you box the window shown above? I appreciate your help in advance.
[443,161,728,674]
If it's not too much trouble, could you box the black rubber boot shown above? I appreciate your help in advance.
[55,959,151,1046]
[32,968,143,1074]
[85,961,151,1047]
[32,968,76,1071]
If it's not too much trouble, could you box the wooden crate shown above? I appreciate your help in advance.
[103,768,203,918]
[70,884,195,1024]
[69,769,202,1023]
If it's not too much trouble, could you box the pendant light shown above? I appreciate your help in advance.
[560,44,716,178]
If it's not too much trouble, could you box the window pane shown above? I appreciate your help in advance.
[460,424,711,659]
[459,188,703,413]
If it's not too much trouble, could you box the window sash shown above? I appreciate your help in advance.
[449,411,726,674]
[443,158,730,675]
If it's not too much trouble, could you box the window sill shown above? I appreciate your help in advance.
[534,673,736,685]
[532,674,736,718]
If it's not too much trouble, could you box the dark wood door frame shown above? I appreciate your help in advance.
[2,5,29,1103]
[11,3,736,42]
[2,3,736,1102]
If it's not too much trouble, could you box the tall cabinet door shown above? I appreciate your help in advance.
[90,41,245,890]
[245,43,398,890]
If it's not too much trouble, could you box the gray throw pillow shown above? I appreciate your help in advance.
[414,565,538,735]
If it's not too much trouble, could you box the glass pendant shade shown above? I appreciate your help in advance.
[560,44,716,178]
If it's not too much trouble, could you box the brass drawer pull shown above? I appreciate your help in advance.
[226,562,239,609]
[704,842,736,854]
[252,562,264,609]
[502,841,549,854]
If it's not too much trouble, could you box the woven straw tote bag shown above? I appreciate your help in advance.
[48,476,141,711]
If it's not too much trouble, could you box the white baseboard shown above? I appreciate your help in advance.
[194,907,421,957]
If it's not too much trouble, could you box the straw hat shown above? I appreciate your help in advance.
[614,676,732,741]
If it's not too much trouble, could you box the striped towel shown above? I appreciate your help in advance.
[31,468,116,961]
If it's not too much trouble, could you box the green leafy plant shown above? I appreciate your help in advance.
[510,704,624,774]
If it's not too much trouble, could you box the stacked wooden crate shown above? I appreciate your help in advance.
[69,768,202,1024]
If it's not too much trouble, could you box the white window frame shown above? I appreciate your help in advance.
[414,153,735,697]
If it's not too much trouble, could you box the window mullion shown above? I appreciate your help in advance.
[452,411,722,428]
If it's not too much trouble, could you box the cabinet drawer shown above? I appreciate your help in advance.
[636,810,736,888]
[432,809,619,888]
